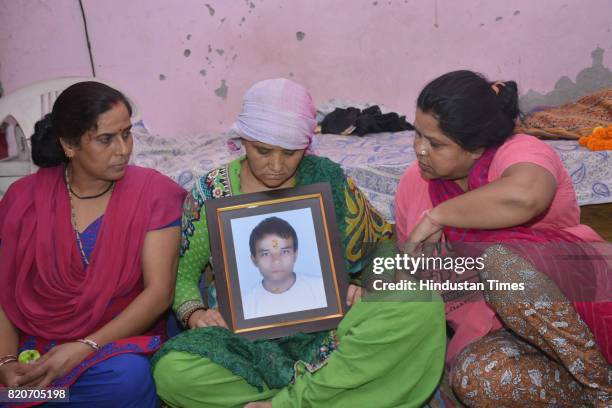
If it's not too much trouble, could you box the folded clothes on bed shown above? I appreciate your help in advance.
[515,88,611,140]
[319,105,414,136]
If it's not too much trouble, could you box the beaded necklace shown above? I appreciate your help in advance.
[64,166,114,266]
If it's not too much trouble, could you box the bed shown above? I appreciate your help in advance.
[132,125,612,223]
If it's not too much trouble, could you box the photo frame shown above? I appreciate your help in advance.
[205,182,348,340]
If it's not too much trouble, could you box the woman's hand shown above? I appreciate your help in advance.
[346,284,362,307]
[15,342,93,388]
[403,211,443,257]
[0,362,33,387]
[188,309,229,329]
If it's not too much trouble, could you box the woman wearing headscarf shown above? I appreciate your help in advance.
[0,82,186,407]
[152,78,446,407]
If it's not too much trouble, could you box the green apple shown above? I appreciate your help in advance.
[18,349,41,364]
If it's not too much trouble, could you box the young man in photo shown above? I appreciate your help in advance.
[243,216,327,319]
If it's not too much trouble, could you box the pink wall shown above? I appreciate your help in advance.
[1,0,611,136]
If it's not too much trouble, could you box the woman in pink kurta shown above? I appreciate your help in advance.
[395,70,611,407]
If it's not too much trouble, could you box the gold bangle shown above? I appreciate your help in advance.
[0,356,18,367]
[76,338,100,351]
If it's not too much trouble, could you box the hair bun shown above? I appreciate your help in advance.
[33,113,54,137]
[31,113,67,167]
[495,80,520,123]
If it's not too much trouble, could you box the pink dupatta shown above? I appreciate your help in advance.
[0,165,185,340]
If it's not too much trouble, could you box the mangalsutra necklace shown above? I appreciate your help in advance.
[64,167,114,266]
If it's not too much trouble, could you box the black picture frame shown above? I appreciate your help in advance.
[205,182,348,340]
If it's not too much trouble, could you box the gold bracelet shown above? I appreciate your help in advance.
[76,338,100,351]
[0,355,18,367]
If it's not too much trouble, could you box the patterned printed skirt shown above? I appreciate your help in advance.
[450,245,611,407]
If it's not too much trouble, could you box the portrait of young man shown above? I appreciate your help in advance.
[241,216,327,320]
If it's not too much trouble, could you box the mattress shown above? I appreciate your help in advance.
[132,127,612,223]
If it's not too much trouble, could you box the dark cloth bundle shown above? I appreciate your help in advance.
[320,105,414,136]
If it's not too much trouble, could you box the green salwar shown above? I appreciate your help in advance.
[154,289,445,408]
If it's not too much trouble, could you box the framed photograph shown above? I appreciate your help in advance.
[205,182,348,340]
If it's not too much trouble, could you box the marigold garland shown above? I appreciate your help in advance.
[578,125,612,151]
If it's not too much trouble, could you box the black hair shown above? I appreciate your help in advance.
[249,217,298,257]
[416,70,521,151]
[30,81,132,167]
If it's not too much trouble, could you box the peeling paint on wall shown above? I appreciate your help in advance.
[495,16,503,21]
[214,80,228,99]
[216,48,225,56]
[205,4,215,16]
[520,47,612,111]
[6,0,609,138]
[186,34,192,40]
[513,10,520,16]
[296,32,305,41]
